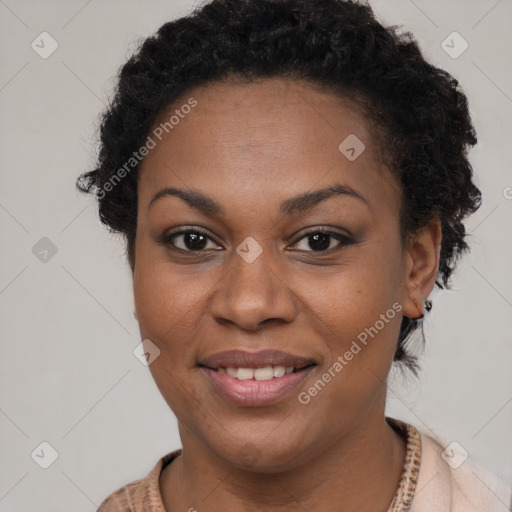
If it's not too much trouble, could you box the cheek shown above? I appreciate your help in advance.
[133,260,204,415]
[296,282,401,438]
[302,246,402,339]
[133,241,211,343]
[300,246,403,396]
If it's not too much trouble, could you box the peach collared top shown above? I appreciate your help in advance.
[96,417,511,511]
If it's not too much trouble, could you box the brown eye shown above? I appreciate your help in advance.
[162,229,222,252]
[290,229,354,252]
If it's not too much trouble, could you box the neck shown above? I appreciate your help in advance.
[160,412,407,512]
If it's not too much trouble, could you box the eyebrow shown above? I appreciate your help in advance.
[148,183,369,216]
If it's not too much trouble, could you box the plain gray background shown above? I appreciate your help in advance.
[0,0,511,510]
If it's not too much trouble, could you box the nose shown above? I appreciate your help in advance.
[210,244,298,331]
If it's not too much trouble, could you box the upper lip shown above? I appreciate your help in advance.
[199,349,316,369]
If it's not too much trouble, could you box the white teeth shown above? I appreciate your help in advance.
[222,365,292,380]
[226,367,238,378]
[236,368,254,380]
[254,366,274,381]
[273,366,286,378]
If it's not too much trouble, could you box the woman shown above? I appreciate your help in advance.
[76,0,511,510]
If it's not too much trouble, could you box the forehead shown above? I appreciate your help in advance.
[137,77,399,217]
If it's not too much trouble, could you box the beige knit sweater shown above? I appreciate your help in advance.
[97,419,511,511]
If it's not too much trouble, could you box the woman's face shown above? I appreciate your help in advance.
[133,78,433,471]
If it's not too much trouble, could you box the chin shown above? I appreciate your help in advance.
[207,433,309,474]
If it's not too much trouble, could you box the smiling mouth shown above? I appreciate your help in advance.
[201,363,316,381]
[198,349,318,406]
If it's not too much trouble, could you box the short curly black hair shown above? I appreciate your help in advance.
[76,0,481,373]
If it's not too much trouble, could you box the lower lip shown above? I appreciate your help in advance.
[201,366,316,407]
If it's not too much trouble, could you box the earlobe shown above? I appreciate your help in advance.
[401,219,442,319]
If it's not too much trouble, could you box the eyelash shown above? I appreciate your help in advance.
[159,226,355,255]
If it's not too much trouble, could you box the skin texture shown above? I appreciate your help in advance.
[132,77,442,511]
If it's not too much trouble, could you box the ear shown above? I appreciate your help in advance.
[401,218,442,319]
